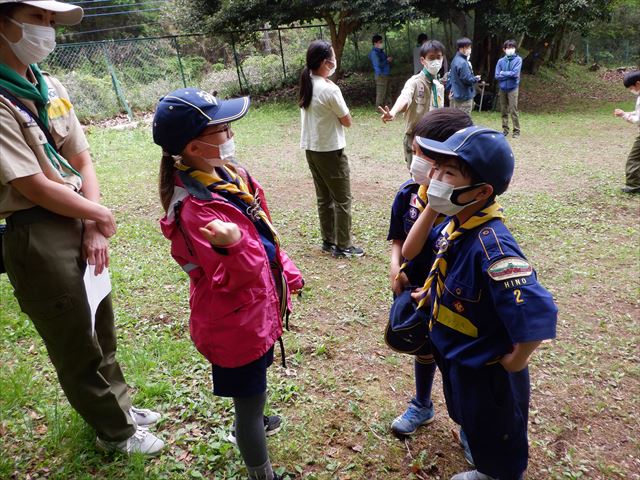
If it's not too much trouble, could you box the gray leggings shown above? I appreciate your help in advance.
[233,392,273,480]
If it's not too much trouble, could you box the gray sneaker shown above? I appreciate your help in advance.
[450,471,497,480]
[130,406,161,426]
[96,427,165,456]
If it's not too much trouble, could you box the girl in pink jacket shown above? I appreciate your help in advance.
[152,88,303,480]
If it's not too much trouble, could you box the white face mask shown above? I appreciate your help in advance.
[0,18,56,65]
[464,48,472,57]
[197,136,236,165]
[425,59,442,76]
[426,178,483,216]
[326,60,336,77]
[409,155,432,185]
[505,48,516,56]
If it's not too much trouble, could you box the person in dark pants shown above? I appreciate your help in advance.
[614,70,640,194]
[299,40,364,258]
[0,0,163,455]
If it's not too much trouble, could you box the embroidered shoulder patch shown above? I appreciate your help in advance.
[487,257,532,281]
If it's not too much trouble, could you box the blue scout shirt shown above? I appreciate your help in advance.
[368,47,391,76]
[449,51,478,101]
[495,55,522,92]
[425,218,557,369]
[387,180,422,241]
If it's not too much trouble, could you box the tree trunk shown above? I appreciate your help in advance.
[521,36,550,74]
[324,12,359,78]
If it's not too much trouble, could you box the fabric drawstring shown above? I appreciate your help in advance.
[277,337,286,368]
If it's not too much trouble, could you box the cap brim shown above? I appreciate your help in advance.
[206,96,250,125]
[22,0,83,25]
[415,135,459,159]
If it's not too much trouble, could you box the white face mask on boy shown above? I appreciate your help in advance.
[425,59,442,76]
[505,48,516,56]
[426,178,484,216]
[0,17,56,65]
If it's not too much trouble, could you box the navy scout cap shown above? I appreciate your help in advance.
[416,126,515,195]
[152,88,250,155]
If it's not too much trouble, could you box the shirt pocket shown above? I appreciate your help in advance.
[414,85,427,105]
[444,277,481,303]
[21,124,48,149]
[49,115,71,145]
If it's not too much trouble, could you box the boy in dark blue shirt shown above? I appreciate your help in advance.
[495,40,522,137]
[387,108,472,437]
[403,127,558,480]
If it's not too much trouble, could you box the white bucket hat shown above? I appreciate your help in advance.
[0,0,83,25]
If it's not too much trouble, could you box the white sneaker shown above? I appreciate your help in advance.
[96,427,165,456]
[130,406,161,426]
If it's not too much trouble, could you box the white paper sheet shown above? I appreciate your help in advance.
[83,263,112,335]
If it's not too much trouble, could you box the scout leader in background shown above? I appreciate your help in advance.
[0,0,164,455]
[378,40,446,168]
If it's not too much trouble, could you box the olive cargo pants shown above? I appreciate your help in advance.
[3,210,136,441]
[305,149,353,250]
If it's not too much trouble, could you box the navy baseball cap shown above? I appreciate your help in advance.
[152,88,250,155]
[416,126,515,195]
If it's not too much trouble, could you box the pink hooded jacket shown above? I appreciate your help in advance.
[160,173,303,368]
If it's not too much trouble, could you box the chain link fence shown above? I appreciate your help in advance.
[40,23,432,123]
[42,26,338,122]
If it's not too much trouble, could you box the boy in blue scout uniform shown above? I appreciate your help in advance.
[402,126,558,480]
[386,108,472,437]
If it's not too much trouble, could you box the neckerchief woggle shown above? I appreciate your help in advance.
[0,63,81,178]
[174,162,280,246]
[417,201,505,329]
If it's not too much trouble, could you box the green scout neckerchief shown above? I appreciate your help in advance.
[0,63,81,178]
[417,201,505,331]
[174,162,280,246]
[506,54,516,70]
[421,68,439,108]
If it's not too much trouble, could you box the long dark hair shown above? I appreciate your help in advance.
[159,152,177,212]
[298,39,333,109]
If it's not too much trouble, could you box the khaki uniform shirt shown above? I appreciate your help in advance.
[0,70,88,219]
[398,73,444,134]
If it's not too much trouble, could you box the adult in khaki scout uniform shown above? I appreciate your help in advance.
[379,40,446,168]
[299,39,364,258]
[614,71,640,194]
[0,0,163,455]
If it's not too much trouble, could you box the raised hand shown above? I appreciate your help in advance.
[199,219,242,246]
[378,105,395,123]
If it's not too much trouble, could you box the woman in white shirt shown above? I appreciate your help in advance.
[299,40,364,257]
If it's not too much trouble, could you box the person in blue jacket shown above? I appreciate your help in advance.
[495,40,522,138]
[448,38,480,114]
[402,126,558,480]
[368,34,393,108]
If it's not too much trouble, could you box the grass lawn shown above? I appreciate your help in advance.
[1,99,639,479]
